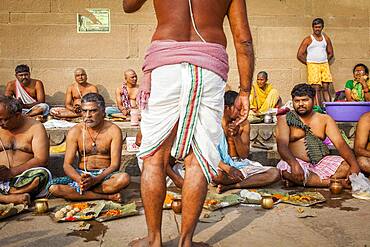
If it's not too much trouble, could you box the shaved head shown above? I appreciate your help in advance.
[74,68,87,76]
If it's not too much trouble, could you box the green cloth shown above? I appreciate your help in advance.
[3,168,51,197]
[345,79,368,101]
[286,111,329,164]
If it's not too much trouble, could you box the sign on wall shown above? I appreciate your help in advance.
[77,8,110,33]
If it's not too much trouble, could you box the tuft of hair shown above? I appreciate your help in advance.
[0,95,23,114]
[15,64,30,74]
[291,83,316,100]
[312,18,324,27]
[81,93,106,110]
[224,90,239,107]
[353,63,369,75]
[257,71,268,79]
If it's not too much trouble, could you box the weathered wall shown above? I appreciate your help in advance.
[0,0,369,104]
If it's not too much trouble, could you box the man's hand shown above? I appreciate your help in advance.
[119,107,129,116]
[227,121,240,137]
[79,173,96,191]
[235,93,250,126]
[349,164,361,176]
[74,104,82,114]
[0,165,12,181]
[291,164,305,182]
[226,166,245,182]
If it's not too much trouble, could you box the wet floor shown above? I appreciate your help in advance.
[311,189,359,211]
[66,221,108,242]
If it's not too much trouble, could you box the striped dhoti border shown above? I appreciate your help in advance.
[137,63,225,183]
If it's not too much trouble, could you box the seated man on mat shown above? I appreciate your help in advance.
[49,93,130,201]
[0,96,51,205]
[106,69,139,117]
[276,84,360,187]
[5,64,49,120]
[50,68,98,120]
[213,91,280,193]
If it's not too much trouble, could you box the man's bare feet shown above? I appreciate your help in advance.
[108,193,122,203]
[128,237,149,247]
[0,193,31,205]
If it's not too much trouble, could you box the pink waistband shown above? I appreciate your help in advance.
[137,40,229,110]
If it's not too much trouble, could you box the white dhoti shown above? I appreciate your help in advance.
[137,63,225,183]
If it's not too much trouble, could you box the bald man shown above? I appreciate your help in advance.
[106,69,139,117]
[50,68,98,119]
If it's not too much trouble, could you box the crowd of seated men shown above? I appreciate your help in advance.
[1,63,368,206]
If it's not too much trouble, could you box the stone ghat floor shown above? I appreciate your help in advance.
[1,177,369,247]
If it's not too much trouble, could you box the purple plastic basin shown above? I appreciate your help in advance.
[324,102,370,122]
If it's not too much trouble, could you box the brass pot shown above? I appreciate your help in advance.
[171,199,182,214]
[34,198,49,214]
[261,196,274,209]
[330,180,343,195]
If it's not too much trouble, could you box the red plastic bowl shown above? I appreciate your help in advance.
[324,102,370,122]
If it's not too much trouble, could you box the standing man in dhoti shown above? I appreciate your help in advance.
[123,1,254,246]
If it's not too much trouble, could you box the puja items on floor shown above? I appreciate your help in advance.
[53,201,138,222]
[203,193,240,211]
[0,203,27,220]
[349,173,370,200]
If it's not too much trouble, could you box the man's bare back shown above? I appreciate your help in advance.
[152,0,231,45]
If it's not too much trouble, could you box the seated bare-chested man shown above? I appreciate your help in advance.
[49,93,130,201]
[0,96,51,205]
[106,69,139,117]
[213,91,280,193]
[50,68,98,120]
[354,112,370,175]
[5,64,49,120]
[276,84,360,187]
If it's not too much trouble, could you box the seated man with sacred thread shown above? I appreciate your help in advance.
[106,69,139,117]
[249,71,281,116]
[0,96,51,205]
[50,68,98,120]
[49,93,130,201]
[213,91,280,193]
[5,64,49,120]
[276,84,360,187]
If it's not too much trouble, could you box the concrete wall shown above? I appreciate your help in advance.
[0,0,369,104]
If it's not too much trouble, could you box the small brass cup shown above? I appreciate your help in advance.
[330,180,343,195]
[34,198,49,214]
[261,195,274,209]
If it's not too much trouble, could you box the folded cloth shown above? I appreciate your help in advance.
[217,133,272,178]
[137,63,225,183]
[50,169,120,193]
[277,155,344,182]
[43,119,77,129]
[105,106,121,117]
[15,79,50,116]
[22,103,50,116]
[0,167,52,198]
[15,79,36,104]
